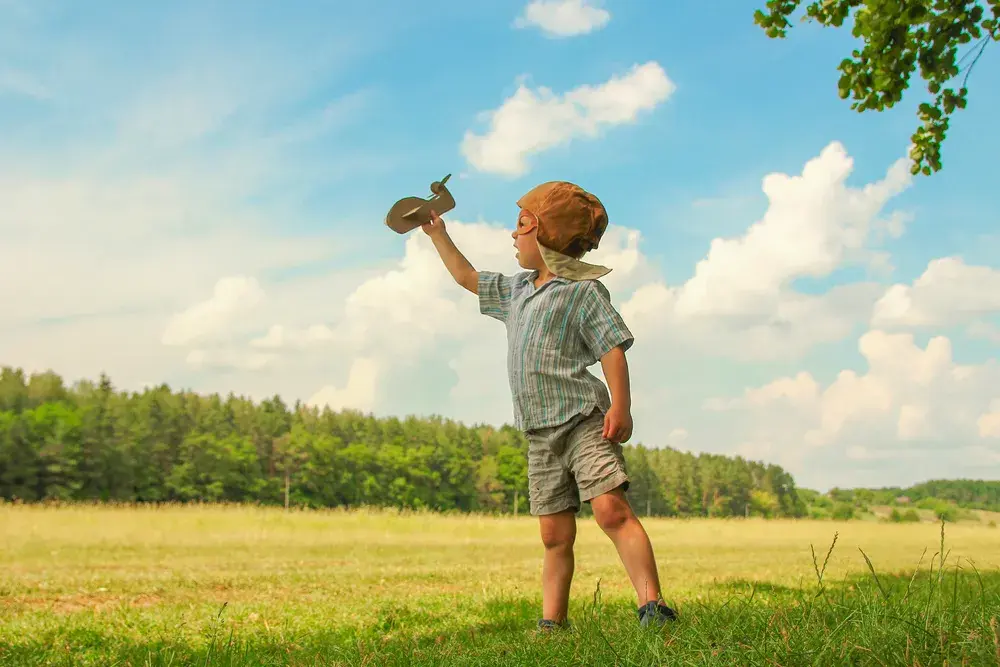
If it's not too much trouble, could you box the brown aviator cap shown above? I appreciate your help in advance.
[516,181,608,258]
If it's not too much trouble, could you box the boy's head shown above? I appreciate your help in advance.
[512,181,612,280]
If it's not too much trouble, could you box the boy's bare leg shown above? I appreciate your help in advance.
[590,487,662,605]
[538,509,577,622]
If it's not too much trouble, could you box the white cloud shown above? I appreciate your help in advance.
[705,329,1000,486]
[871,257,1000,328]
[461,62,675,177]
[161,276,265,347]
[0,15,385,397]
[672,142,910,320]
[514,0,610,38]
[621,141,912,360]
[666,428,688,448]
[250,324,338,350]
[307,357,380,413]
[186,348,277,372]
[705,371,820,412]
[980,400,1000,439]
[231,219,652,426]
[337,222,519,358]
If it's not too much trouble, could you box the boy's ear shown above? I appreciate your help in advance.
[517,213,538,235]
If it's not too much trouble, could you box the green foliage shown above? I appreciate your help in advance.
[625,445,807,518]
[888,507,921,523]
[0,366,808,517]
[822,479,1000,514]
[755,0,999,176]
[811,494,834,510]
[916,497,940,510]
[936,504,959,523]
[906,478,1000,510]
[832,503,856,520]
[749,489,781,518]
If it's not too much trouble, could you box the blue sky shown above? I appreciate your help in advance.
[2,0,999,491]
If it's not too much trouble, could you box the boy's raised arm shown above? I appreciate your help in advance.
[423,210,478,294]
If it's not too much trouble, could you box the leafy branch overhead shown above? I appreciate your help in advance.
[755,0,999,176]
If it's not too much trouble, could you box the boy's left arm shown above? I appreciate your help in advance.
[578,281,635,444]
[600,345,632,444]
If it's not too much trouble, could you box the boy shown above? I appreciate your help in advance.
[423,181,677,630]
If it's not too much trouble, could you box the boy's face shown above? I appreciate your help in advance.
[512,208,544,269]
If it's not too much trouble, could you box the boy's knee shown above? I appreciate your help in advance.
[539,513,576,550]
[592,495,632,534]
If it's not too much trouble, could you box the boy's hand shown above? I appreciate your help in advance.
[422,209,446,237]
[603,404,632,444]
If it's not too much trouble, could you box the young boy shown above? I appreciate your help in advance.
[423,181,677,630]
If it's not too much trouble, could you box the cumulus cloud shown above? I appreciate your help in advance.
[250,324,338,350]
[161,276,264,347]
[461,62,675,177]
[673,142,911,319]
[705,372,820,412]
[665,428,689,448]
[514,0,610,38]
[262,221,646,419]
[307,358,380,413]
[621,141,912,361]
[185,348,277,372]
[980,400,1000,439]
[190,218,655,425]
[871,257,1000,329]
[706,329,1000,485]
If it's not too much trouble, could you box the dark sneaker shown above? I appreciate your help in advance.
[536,618,570,632]
[637,601,678,627]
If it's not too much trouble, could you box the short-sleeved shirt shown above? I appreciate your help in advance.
[478,270,634,432]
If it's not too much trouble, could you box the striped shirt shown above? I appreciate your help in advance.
[478,270,634,432]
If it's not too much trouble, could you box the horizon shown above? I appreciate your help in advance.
[2,0,999,493]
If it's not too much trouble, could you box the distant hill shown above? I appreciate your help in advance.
[795,480,1000,524]
[823,480,1000,513]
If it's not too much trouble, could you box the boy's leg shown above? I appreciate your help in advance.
[526,420,583,626]
[538,510,576,623]
[565,411,675,622]
[589,487,662,605]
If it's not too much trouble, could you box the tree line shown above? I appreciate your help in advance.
[0,366,807,518]
[826,481,1000,514]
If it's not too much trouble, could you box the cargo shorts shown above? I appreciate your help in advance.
[525,409,630,516]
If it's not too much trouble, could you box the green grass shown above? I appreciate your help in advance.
[2,504,1000,665]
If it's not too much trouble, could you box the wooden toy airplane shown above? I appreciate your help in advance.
[385,174,456,234]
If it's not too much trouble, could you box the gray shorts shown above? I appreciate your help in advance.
[525,409,630,516]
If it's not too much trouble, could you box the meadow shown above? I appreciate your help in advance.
[2,504,1000,666]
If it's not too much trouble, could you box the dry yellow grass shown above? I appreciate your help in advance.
[2,503,999,665]
[3,504,999,610]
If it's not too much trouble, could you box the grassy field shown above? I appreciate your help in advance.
[2,504,1000,665]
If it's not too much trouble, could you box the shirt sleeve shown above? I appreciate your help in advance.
[578,280,634,359]
[478,271,513,323]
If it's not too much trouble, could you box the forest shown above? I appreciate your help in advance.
[0,366,807,518]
